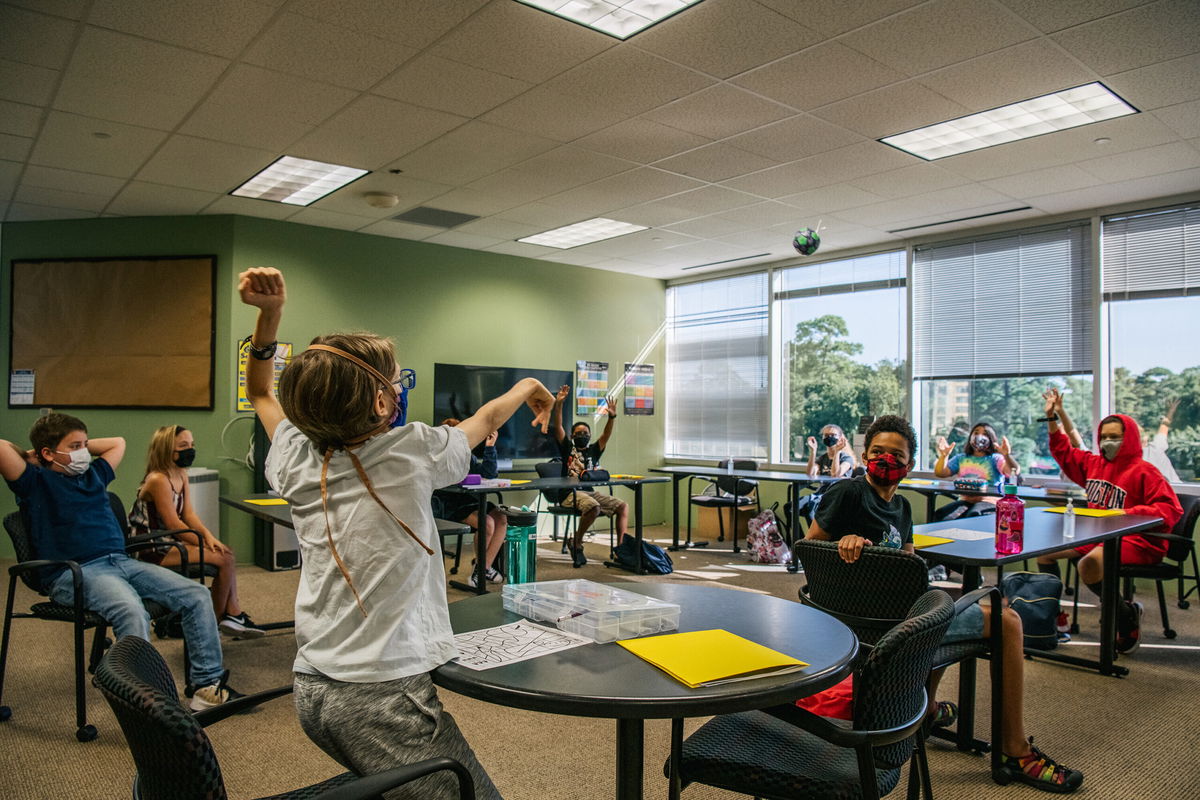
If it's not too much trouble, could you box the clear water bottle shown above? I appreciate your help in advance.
[504,509,539,585]
[725,457,734,475]
[1062,497,1076,540]
[995,484,1024,555]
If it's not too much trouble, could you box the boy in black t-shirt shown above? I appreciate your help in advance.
[550,385,627,567]
[806,415,1082,794]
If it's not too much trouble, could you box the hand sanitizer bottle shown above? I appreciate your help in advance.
[1062,497,1076,540]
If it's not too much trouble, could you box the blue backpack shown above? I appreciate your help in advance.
[613,534,673,574]
[1002,572,1063,651]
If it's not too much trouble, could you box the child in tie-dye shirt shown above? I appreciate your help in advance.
[933,422,1019,520]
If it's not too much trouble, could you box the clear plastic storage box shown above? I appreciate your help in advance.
[501,579,681,643]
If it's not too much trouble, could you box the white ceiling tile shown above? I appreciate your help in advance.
[4,0,88,20]
[288,0,489,50]
[106,181,219,216]
[30,111,166,177]
[722,141,915,197]
[452,217,543,240]
[754,0,927,37]
[372,54,533,118]
[14,183,113,212]
[0,5,75,69]
[732,42,905,111]
[1051,0,1200,75]
[848,164,972,199]
[467,145,633,201]
[537,250,607,267]
[54,28,229,131]
[180,64,357,151]
[726,115,865,162]
[616,185,761,226]
[418,187,523,216]
[243,13,417,91]
[494,200,591,229]
[201,194,300,220]
[0,58,59,105]
[484,240,562,258]
[998,0,1152,34]
[813,80,972,139]
[709,201,816,228]
[290,95,468,169]
[1153,100,1200,139]
[778,184,891,214]
[653,142,776,182]
[21,164,126,196]
[354,217,439,240]
[1029,166,1200,213]
[544,48,714,117]
[1105,53,1200,110]
[0,133,33,161]
[430,0,613,83]
[480,84,630,143]
[574,118,711,163]
[87,0,278,58]
[643,85,793,140]
[662,215,750,238]
[917,40,1097,112]
[633,239,754,268]
[0,100,41,137]
[544,167,704,218]
[383,122,558,185]
[981,164,1105,197]
[840,0,1035,76]
[5,201,98,221]
[631,0,822,80]
[423,230,504,249]
[135,136,277,193]
[560,229,700,260]
[0,159,25,199]
[836,188,1020,228]
[1076,141,1200,183]
[286,206,379,231]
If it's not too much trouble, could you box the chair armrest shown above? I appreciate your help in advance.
[764,687,929,749]
[314,757,475,800]
[686,476,716,496]
[955,584,999,614]
[124,528,198,547]
[1141,533,1193,546]
[193,684,294,727]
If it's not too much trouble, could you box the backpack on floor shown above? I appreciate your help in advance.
[1002,572,1062,651]
[612,535,673,574]
[746,507,792,565]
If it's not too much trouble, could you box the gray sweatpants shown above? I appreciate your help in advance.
[294,671,503,800]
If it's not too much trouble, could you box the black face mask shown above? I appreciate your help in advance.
[822,434,839,447]
[174,448,196,468]
[572,434,590,449]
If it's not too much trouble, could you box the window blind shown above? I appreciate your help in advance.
[666,273,769,459]
[912,223,1092,379]
[1102,204,1200,299]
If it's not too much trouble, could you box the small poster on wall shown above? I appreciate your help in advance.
[623,363,654,415]
[575,360,609,417]
[237,339,293,412]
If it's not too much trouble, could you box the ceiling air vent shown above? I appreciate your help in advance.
[391,206,480,228]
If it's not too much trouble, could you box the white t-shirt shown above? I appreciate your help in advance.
[1144,432,1181,484]
[265,419,469,682]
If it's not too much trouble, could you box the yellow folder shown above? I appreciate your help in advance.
[617,629,807,688]
[1041,507,1124,517]
[245,498,288,506]
[913,534,954,549]
[609,474,644,479]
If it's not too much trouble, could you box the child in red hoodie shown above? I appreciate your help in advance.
[1036,389,1183,653]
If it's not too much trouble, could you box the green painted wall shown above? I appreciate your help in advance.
[1,215,667,559]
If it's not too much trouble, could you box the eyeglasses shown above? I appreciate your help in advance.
[392,368,416,390]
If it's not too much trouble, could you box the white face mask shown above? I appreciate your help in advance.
[55,448,91,475]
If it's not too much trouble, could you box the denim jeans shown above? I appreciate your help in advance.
[49,552,224,687]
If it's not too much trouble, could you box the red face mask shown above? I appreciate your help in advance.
[866,453,911,486]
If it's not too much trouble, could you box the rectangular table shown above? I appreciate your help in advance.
[442,475,669,595]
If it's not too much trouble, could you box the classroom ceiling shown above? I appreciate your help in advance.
[2,0,1199,278]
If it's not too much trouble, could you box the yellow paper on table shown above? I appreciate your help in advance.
[245,498,288,506]
[510,480,531,485]
[609,474,644,480]
[1041,507,1124,517]
[913,534,954,549]
[903,479,936,485]
[617,629,807,688]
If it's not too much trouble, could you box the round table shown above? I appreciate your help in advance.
[434,582,858,800]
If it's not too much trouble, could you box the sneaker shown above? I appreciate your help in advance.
[219,613,266,639]
[927,565,948,583]
[1055,612,1070,634]
[1000,738,1083,794]
[1116,600,1143,654]
[485,566,504,584]
[189,670,243,712]
[568,543,587,568]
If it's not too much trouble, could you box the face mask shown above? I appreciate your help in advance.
[972,435,991,452]
[174,448,196,468]
[1099,439,1121,461]
[866,453,910,486]
[55,448,91,476]
[573,434,590,449]
[388,388,408,428]
[822,434,839,447]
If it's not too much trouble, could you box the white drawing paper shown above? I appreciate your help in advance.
[929,527,995,541]
[453,621,592,671]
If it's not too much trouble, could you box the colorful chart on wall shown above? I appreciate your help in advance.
[623,362,655,415]
[237,339,292,412]
[575,360,609,417]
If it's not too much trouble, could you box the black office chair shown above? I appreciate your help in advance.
[686,460,761,553]
[1,494,192,741]
[674,590,954,800]
[795,539,1003,764]
[94,635,476,800]
[535,460,581,550]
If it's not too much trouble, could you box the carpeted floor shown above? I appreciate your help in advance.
[2,527,1199,799]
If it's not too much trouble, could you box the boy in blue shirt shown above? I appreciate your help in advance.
[1,414,235,710]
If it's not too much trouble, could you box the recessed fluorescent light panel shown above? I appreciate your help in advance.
[880,83,1138,161]
[516,0,706,40]
[519,218,648,249]
[231,156,369,206]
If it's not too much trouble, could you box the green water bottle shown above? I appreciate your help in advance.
[505,508,539,585]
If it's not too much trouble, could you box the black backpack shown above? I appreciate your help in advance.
[612,534,673,574]
[1002,572,1062,651]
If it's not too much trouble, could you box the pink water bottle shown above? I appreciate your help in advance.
[995,484,1024,554]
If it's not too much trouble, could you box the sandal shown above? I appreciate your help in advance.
[999,738,1083,794]
[931,700,957,729]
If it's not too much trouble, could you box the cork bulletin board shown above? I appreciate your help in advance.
[9,256,216,409]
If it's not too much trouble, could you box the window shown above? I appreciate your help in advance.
[1103,204,1200,482]
[773,251,907,464]
[665,273,769,459]
[912,223,1094,474]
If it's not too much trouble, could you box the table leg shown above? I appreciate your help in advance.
[929,564,991,756]
[669,476,681,551]
[449,493,490,595]
[788,483,802,573]
[1100,536,1120,676]
[634,482,646,574]
[668,718,683,800]
[615,718,644,800]
[989,565,1005,783]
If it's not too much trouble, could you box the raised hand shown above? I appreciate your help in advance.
[1043,387,1061,417]
[806,436,818,452]
[601,400,617,418]
[555,384,571,403]
[527,382,556,433]
[936,436,954,458]
[238,267,286,310]
[485,430,498,447]
[998,435,1012,456]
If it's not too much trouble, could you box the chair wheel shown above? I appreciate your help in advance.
[1165,628,1177,639]
[76,724,97,742]
[1179,600,1190,610]
[0,705,11,722]
[1064,586,1073,596]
